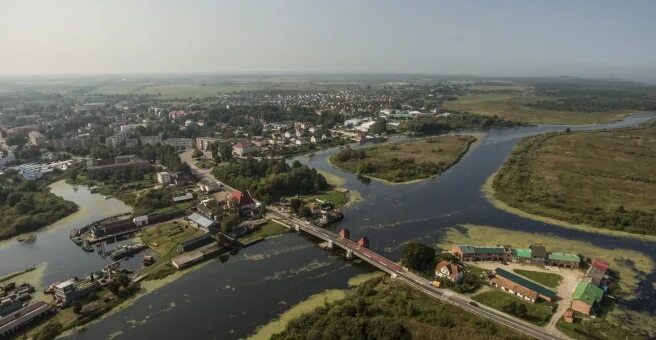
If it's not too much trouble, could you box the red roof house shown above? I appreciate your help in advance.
[229,190,257,210]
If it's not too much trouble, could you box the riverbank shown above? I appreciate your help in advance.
[487,125,656,237]
[263,275,531,340]
[482,172,656,242]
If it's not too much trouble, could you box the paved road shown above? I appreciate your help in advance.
[267,207,562,340]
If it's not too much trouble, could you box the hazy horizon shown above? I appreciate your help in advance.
[2,0,655,82]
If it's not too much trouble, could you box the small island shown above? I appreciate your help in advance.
[330,135,476,183]
[490,121,656,236]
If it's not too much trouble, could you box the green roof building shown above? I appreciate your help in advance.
[571,281,604,315]
[547,252,580,269]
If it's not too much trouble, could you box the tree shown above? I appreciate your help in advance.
[72,301,83,314]
[369,119,388,135]
[192,149,203,158]
[401,242,436,272]
[221,213,239,234]
[289,198,302,212]
[35,321,63,340]
[298,205,313,218]
[218,142,233,162]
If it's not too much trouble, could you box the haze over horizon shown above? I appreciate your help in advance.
[1,0,655,82]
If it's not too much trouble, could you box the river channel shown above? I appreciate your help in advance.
[2,113,655,339]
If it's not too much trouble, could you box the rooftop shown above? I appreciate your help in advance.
[457,245,506,255]
[548,252,580,263]
[512,248,532,258]
[572,281,604,306]
[495,268,557,299]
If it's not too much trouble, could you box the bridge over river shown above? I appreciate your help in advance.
[266,207,561,340]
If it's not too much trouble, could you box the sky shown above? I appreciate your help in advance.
[1,0,655,80]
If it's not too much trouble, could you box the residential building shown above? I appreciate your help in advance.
[105,133,127,148]
[233,142,258,157]
[435,260,464,282]
[452,245,512,262]
[186,212,218,233]
[177,233,213,253]
[140,135,161,145]
[157,171,173,185]
[511,248,532,263]
[169,110,193,119]
[120,124,142,132]
[86,155,151,178]
[546,252,580,269]
[229,190,257,211]
[196,137,218,151]
[27,131,46,147]
[199,178,221,193]
[571,280,604,315]
[172,192,194,203]
[49,136,92,151]
[490,268,557,303]
[529,244,548,266]
[586,258,609,287]
[164,138,193,150]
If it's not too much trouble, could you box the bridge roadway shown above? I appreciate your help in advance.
[267,207,561,340]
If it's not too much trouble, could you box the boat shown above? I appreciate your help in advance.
[107,242,148,261]
[82,243,95,252]
[71,236,84,246]
[104,195,112,200]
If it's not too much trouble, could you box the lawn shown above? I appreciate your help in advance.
[298,190,349,207]
[471,290,555,326]
[239,221,289,245]
[330,135,476,183]
[492,123,656,236]
[138,220,206,280]
[512,269,562,288]
[441,93,631,124]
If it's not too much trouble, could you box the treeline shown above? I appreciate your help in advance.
[405,112,522,135]
[0,171,78,240]
[272,277,528,340]
[212,159,329,203]
[206,104,344,129]
[529,79,656,112]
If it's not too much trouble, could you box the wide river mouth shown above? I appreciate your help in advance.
[2,113,655,339]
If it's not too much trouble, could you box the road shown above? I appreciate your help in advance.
[267,207,562,340]
[182,150,562,340]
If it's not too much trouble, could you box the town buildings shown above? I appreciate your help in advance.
[177,233,214,253]
[233,142,258,157]
[452,245,512,262]
[570,280,604,315]
[586,258,609,287]
[157,171,173,186]
[187,212,218,233]
[86,155,151,178]
[490,268,557,303]
[196,137,218,151]
[435,260,464,282]
[164,138,193,150]
[27,131,47,147]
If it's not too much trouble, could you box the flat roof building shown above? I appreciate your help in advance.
[490,268,557,303]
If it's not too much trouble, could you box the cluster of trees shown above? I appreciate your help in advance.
[0,171,78,240]
[85,165,152,183]
[212,159,329,203]
[502,301,529,318]
[289,197,313,218]
[401,242,436,273]
[273,277,525,340]
[333,147,366,162]
[405,112,522,135]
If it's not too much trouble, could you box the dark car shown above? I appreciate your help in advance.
[468,301,478,307]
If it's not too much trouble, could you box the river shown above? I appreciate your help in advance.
[3,114,656,339]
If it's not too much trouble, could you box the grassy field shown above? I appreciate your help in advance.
[491,124,656,236]
[268,277,530,340]
[137,220,206,280]
[512,269,562,288]
[437,224,653,296]
[239,221,289,244]
[330,135,476,183]
[441,93,631,124]
[471,290,554,326]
